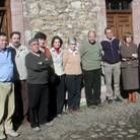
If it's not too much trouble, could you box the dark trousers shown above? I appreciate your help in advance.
[56,75,66,114]
[13,80,28,124]
[66,74,82,110]
[47,74,66,121]
[83,69,101,106]
[21,80,29,120]
[48,83,57,121]
[27,84,49,128]
[138,68,140,93]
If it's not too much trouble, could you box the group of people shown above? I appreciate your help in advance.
[0,27,140,139]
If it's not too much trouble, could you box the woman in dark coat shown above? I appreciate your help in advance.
[120,33,139,103]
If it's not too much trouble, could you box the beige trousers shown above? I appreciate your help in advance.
[0,82,15,132]
[103,62,121,100]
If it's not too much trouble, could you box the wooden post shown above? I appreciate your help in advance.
[0,0,11,39]
[6,0,12,39]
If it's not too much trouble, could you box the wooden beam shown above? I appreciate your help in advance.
[6,0,12,39]
[0,0,11,39]
[0,7,7,11]
[107,10,132,14]
[0,11,5,31]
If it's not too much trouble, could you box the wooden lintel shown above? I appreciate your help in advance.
[0,7,7,11]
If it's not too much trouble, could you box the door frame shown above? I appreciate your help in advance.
[106,0,133,39]
[106,9,133,39]
[0,0,11,38]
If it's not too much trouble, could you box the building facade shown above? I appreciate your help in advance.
[0,0,140,45]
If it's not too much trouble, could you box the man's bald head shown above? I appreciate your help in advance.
[87,31,96,44]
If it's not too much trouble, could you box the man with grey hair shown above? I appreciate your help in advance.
[80,31,102,107]
[25,38,51,131]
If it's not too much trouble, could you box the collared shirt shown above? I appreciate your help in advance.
[50,47,64,76]
[68,48,79,56]
[9,43,29,80]
[0,48,14,82]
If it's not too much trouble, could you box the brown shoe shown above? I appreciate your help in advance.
[73,108,82,113]
[128,93,133,103]
[68,109,74,114]
[132,92,137,103]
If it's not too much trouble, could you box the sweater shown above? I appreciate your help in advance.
[80,40,101,71]
[25,52,50,84]
[63,49,82,75]
[101,38,121,64]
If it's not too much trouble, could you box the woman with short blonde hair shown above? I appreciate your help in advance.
[63,37,82,113]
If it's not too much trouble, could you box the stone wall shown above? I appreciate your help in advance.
[11,0,25,44]
[132,0,140,45]
[22,0,106,46]
[10,0,140,45]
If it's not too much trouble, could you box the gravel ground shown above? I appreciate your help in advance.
[7,98,140,140]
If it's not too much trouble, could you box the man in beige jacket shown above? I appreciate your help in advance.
[9,32,29,125]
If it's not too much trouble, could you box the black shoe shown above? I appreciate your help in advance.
[88,105,96,109]
[97,103,104,107]
[114,97,123,102]
[107,99,113,104]
[92,100,101,106]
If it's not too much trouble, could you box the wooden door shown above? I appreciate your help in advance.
[107,11,132,40]
[0,0,11,38]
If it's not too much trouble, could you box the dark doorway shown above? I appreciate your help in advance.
[0,0,11,38]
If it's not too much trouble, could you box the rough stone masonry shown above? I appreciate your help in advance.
[22,0,106,46]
